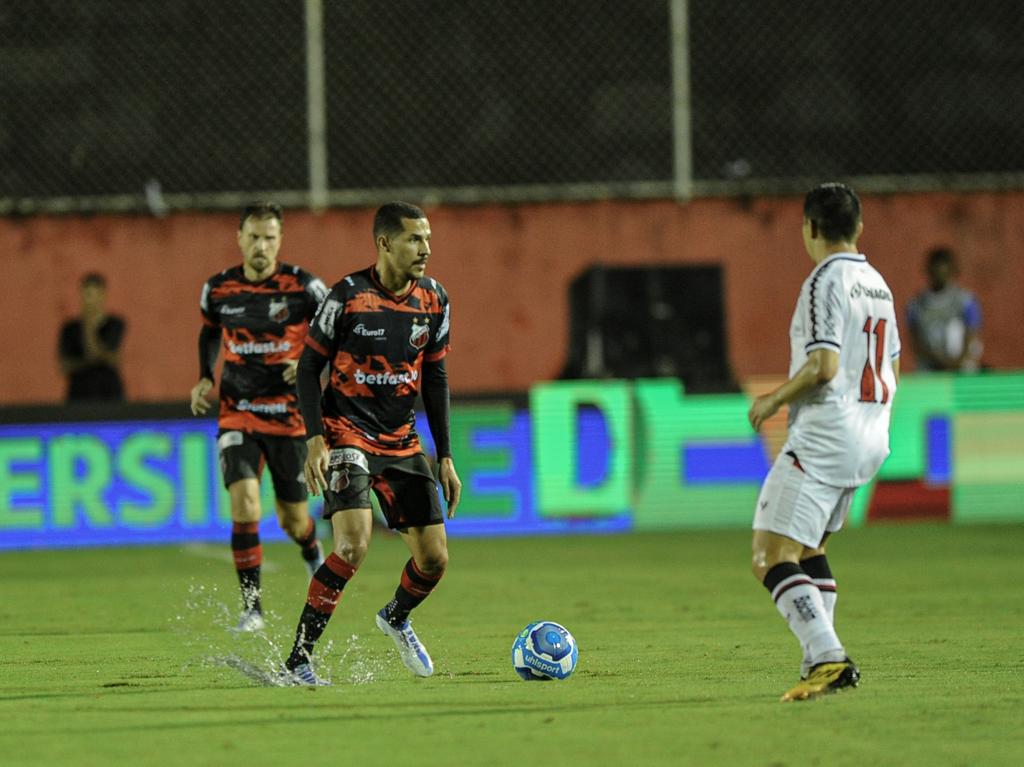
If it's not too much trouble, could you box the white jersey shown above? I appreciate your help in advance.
[783,252,901,487]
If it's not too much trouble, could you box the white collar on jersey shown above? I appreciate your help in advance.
[819,251,866,264]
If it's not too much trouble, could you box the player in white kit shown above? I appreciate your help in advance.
[748,182,900,702]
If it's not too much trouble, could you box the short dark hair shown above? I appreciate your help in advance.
[927,246,956,269]
[803,182,861,242]
[373,201,426,240]
[80,272,106,288]
[239,201,283,230]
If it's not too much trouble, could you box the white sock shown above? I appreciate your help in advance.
[770,572,846,667]
[816,579,837,624]
[802,581,837,676]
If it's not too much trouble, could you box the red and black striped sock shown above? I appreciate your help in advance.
[382,558,444,628]
[291,517,321,563]
[231,521,262,613]
[286,553,357,669]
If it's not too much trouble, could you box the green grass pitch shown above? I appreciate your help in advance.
[1,523,1023,766]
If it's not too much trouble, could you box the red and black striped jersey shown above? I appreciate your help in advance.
[306,266,451,456]
[200,263,328,436]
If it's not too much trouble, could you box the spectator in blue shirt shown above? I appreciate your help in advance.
[906,248,982,371]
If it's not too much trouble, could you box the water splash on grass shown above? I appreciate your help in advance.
[173,581,293,685]
[173,581,387,686]
[334,632,384,685]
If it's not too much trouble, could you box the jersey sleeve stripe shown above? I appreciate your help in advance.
[805,339,841,352]
[423,346,450,363]
[807,260,835,341]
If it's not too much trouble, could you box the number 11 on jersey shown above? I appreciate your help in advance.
[859,316,889,404]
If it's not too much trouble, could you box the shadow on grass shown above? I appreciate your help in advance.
[7,693,722,738]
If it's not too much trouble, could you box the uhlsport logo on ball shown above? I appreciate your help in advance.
[511,621,578,680]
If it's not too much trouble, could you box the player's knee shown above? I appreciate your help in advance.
[750,548,771,583]
[231,490,261,522]
[418,548,448,576]
[280,513,308,540]
[335,539,369,567]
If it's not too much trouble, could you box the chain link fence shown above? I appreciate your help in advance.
[1,1,309,209]
[2,0,1022,214]
[689,0,1024,194]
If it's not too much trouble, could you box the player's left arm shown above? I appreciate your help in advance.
[296,344,331,494]
[890,311,902,386]
[751,270,845,431]
[422,358,461,517]
[749,349,839,432]
[191,322,222,415]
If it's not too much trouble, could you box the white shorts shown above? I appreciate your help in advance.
[752,452,856,548]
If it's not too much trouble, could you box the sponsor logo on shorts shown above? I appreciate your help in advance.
[219,305,246,315]
[328,448,369,472]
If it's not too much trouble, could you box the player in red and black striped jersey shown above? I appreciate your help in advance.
[281,202,462,685]
[189,202,329,633]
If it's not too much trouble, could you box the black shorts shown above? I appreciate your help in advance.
[323,447,444,530]
[217,430,308,503]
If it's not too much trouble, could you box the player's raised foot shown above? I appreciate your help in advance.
[375,609,433,677]
[230,609,266,633]
[305,540,325,580]
[280,662,331,687]
[781,658,860,702]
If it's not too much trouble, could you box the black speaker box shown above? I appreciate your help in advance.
[561,265,736,392]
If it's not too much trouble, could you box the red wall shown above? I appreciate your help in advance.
[2,192,1022,404]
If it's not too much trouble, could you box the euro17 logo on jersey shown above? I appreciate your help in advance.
[409,318,430,349]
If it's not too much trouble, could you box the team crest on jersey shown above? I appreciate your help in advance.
[269,298,290,322]
[409,318,430,350]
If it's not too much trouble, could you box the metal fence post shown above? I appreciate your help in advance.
[305,0,329,211]
[670,0,692,202]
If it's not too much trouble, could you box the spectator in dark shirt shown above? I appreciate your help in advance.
[59,273,126,401]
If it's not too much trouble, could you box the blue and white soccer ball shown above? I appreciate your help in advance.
[511,621,579,681]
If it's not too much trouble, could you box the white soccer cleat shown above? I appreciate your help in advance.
[280,662,331,687]
[375,610,434,677]
[231,609,266,633]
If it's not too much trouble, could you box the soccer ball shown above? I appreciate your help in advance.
[511,621,579,681]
